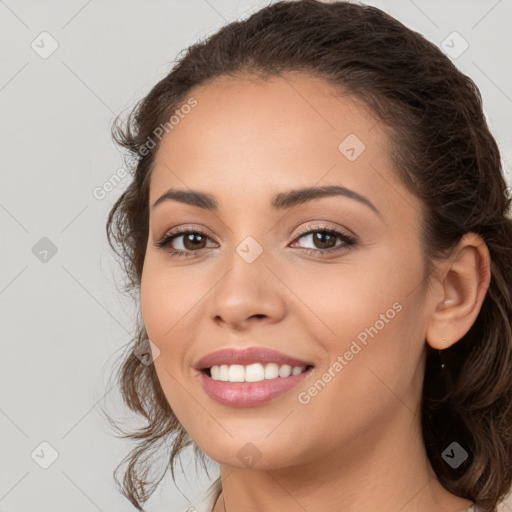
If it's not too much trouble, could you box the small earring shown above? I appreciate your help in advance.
[439,337,446,369]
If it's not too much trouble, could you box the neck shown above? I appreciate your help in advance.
[213,406,473,512]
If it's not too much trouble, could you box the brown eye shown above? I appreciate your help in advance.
[155,229,217,256]
[310,231,337,250]
[292,227,356,254]
[180,232,208,251]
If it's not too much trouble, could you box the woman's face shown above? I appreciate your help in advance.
[141,73,435,469]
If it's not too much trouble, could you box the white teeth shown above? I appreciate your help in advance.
[219,364,229,381]
[209,363,307,382]
[228,364,245,382]
[210,366,220,380]
[245,363,265,382]
[278,364,292,378]
[264,363,279,379]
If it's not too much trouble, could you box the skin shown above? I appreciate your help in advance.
[140,72,490,512]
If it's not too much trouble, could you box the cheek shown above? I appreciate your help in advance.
[140,266,168,346]
[289,247,427,402]
[140,261,201,423]
[139,254,214,415]
[140,254,204,350]
[292,303,426,455]
[287,246,422,343]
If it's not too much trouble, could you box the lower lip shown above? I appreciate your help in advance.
[198,367,314,407]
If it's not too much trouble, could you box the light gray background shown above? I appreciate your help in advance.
[1,1,511,511]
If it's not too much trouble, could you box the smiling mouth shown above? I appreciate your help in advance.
[202,363,314,383]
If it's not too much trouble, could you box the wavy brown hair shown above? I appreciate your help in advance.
[105,1,512,510]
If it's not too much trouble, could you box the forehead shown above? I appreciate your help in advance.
[149,72,399,214]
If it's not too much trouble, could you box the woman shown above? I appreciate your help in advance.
[106,1,512,511]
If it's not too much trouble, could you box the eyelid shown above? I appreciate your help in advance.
[292,221,356,240]
[157,223,218,241]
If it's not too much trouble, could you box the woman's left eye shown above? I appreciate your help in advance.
[290,227,357,255]
[154,226,357,259]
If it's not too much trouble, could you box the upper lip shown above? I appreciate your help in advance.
[194,347,314,370]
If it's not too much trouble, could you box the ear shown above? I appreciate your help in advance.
[425,232,491,350]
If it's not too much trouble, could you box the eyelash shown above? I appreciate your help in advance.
[154,224,357,259]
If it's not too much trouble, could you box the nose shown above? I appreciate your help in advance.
[208,244,286,330]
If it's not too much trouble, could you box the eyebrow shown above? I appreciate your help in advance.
[151,185,381,216]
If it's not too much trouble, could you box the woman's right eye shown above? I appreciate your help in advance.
[154,229,216,258]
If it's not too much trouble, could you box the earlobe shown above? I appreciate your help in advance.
[425,233,491,351]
